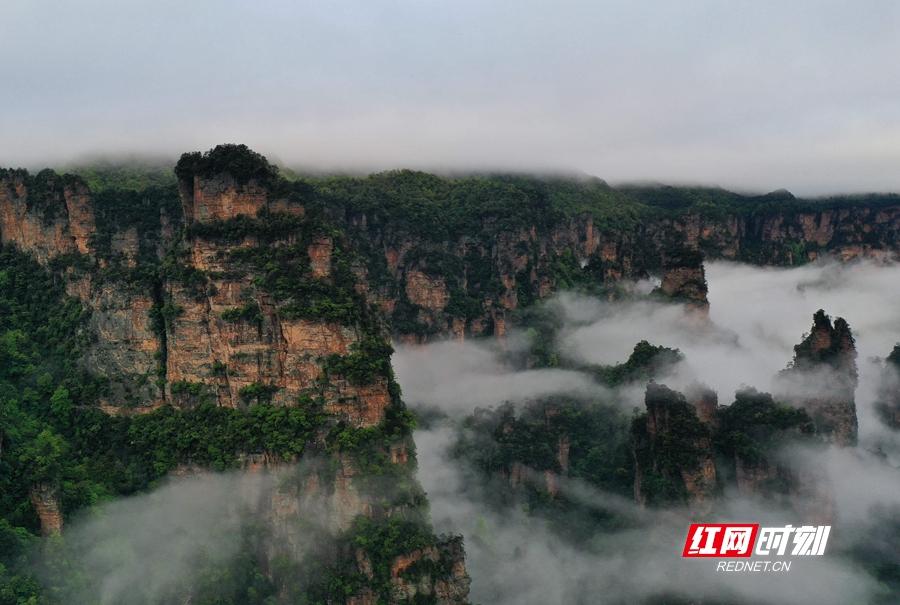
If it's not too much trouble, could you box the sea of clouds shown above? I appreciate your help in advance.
[397,259,900,605]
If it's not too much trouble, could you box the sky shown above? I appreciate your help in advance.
[3,0,900,195]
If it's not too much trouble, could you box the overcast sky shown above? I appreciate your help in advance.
[3,1,900,194]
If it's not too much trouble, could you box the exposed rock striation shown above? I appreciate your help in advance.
[29,483,63,536]
[0,150,472,603]
[166,166,393,426]
[3,158,899,362]
[335,192,898,341]
[0,169,96,262]
[656,246,709,313]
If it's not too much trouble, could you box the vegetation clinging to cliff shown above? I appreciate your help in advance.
[591,340,683,387]
[0,244,424,602]
[317,169,642,241]
[631,383,713,505]
[714,388,815,467]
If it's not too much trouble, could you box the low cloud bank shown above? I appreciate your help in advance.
[38,471,274,604]
[415,426,889,605]
[392,338,602,415]
[396,259,900,436]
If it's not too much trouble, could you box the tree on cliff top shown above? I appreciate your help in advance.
[788,309,858,381]
[175,144,278,185]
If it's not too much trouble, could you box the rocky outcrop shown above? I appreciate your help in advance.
[734,456,782,496]
[340,201,898,341]
[2,149,899,604]
[4,162,898,353]
[165,170,392,427]
[162,280,360,410]
[386,538,471,605]
[85,282,165,411]
[633,383,717,507]
[168,454,468,604]
[0,160,391,423]
[307,235,333,279]
[656,247,709,313]
[875,344,900,429]
[179,172,269,223]
[0,170,96,263]
[0,171,172,413]
[0,157,469,604]
[29,483,62,536]
[405,269,450,312]
[778,310,859,445]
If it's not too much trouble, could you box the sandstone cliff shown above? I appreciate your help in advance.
[655,246,709,313]
[0,149,472,604]
[778,310,859,445]
[875,344,900,429]
[2,146,898,602]
[3,159,898,363]
[632,382,824,515]
[0,169,95,263]
[632,383,717,508]
[334,190,898,341]
[28,483,63,536]
[165,169,394,427]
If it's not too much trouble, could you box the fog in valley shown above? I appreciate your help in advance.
[35,259,900,604]
[397,259,900,604]
[6,1,900,603]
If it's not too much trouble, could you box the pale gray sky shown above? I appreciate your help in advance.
[3,0,900,194]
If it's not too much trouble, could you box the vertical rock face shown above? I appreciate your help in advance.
[29,483,62,536]
[0,170,96,263]
[86,283,165,411]
[166,169,391,427]
[179,173,269,223]
[163,150,469,599]
[0,170,168,412]
[711,388,826,517]
[633,383,717,507]
[171,457,470,604]
[3,165,900,350]
[656,247,709,313]
[349,544,469,605]
[4,149,900,603]
[0,154,471,603]
[779,310,859,445]
[875,344,900,429]
[341,200,900,342]
[0,160,376,396]
[405,269,450,312]
[307,235,333,279]
[62,180,96,255]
